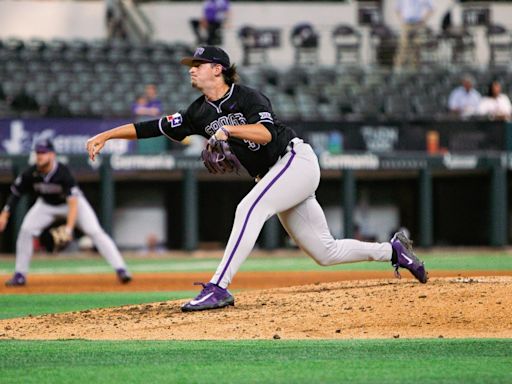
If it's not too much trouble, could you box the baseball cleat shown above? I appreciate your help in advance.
[116,269,132,284]
[391,231,428,284]
[181,282,235,312]
[5,272,26,287]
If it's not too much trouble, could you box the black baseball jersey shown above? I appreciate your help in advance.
[135,84,297,178]
[3,162,80,211]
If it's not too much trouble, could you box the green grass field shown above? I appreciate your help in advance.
[1,252,511,383]
[0,339,510,384]
[0,291,196,320]
[1,252,511,275]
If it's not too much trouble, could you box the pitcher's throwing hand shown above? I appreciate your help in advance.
[86,135,106,161]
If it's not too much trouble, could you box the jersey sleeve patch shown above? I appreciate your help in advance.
[258,111,274,124]
[166,113,183,128]
[258,112,273,122]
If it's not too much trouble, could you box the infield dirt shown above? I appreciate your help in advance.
[1,275,511,340]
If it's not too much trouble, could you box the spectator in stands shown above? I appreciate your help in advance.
[132,84,163,123]
[447,74,481,118]
[190,0,231,45]
[9,90,39,115]
[394,0,434,70]
[43,95,71,117]
[478,80,512,121]
[106,0,126,40]
[132,85,167,153]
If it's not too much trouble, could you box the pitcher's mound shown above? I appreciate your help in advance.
[1,277,511,340]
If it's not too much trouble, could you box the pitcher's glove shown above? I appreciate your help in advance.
[201,133,241,174]
[49,225,72,252]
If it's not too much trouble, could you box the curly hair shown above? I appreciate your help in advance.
[222,64,240,85]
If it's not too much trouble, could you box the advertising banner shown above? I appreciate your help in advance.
[0,118,136,154]
[1,118,509,156]
[293,120,510,155]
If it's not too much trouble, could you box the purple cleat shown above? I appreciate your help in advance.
[181,282,235,312]
[5,272,26,287]
[391,231,428,284]
[116,269,132,284]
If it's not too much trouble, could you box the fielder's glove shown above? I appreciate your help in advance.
[201,135,241,174]
[49,225,72,252]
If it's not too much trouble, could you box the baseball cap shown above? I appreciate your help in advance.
[34,139,55,153]
[180,46,230,69]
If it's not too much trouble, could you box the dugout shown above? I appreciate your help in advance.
[0,152,507,252]
[0,118,510,251]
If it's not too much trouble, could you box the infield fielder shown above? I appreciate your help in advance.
[0,139,132,286]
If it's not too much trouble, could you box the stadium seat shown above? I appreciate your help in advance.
[238,25,281,66]
[440,28,476,66]
[418,27,441,67]
[487,24,512,68]
[3,38,24,53]
[90,100,106,116]
[369,23,398,68]
[68,100,90,116]
[290,23,320,66]
[332,24,361,66]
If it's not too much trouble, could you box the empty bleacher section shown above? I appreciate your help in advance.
[0,38,195,118]
[1,36,512,121]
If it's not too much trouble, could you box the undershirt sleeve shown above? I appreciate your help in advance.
[134,119,162,138]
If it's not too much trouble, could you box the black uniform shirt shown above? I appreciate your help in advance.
[136,84,297,178]
[4,162,79,211]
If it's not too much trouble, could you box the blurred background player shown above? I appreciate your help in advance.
[0,139,132,286]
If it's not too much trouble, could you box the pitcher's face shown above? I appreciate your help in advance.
[188,62,222,89]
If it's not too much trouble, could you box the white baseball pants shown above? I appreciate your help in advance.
[211,139,392,289]
[15,195,127,274]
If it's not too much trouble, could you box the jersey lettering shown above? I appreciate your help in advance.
[205,113,259,151]
[230,113,247,125]
[244,140,260,151]
[9,163,78,206]
[205,113,247,136]
[33,183,64,194]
